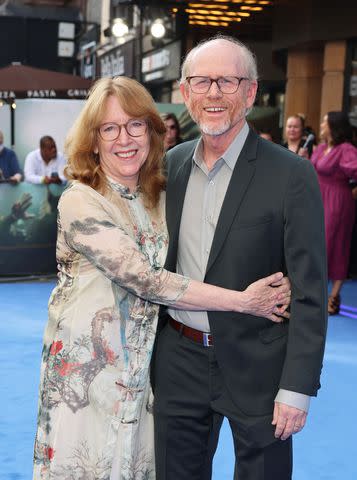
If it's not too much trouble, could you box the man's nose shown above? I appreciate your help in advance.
[207,80,223,96]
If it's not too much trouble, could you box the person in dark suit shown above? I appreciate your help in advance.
[153,35,328,480]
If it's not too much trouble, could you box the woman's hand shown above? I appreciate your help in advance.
[242,272,291,322]
[297,147,309,159]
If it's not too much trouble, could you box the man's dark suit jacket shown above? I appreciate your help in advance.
[160,128,328,417]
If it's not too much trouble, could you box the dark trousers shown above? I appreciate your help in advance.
[153,322,292,480]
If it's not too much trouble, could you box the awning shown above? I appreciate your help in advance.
[0,64,93,100]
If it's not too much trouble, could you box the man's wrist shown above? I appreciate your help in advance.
[275,389,311,412]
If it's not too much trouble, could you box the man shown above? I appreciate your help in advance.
[24,135,66,184]
[153,36,327,480]
[0,130,22,183]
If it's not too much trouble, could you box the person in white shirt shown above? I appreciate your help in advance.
[24,136,66,184]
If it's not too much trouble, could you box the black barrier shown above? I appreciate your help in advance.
[0,183,65,276]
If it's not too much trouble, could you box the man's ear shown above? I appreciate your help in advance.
[179,82,189,103]
[246,80,258,110]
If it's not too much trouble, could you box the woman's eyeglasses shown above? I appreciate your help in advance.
[98,119,147,141]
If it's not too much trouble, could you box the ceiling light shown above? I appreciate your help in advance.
[111,18,129,37]
[150,19,166,39]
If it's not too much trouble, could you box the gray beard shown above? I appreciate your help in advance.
[188,106,247,137]
[200,121,231,136]
[189,109,231,136]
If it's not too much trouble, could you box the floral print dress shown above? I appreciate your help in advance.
[33,180,189,480]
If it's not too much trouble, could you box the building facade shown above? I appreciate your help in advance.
[2,1,356,138]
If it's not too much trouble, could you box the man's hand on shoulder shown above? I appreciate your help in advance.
[272,402,307,440]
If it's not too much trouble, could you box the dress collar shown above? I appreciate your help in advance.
[106,176,139,200]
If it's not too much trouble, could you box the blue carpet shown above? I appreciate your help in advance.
[0,279,356,479]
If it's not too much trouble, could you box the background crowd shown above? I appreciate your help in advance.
[2,102,357,291]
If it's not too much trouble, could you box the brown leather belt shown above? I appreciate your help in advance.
[169,317,213,347]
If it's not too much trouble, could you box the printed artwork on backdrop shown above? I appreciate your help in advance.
[0,183,65,275]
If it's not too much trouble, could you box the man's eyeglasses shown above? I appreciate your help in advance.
[98,119,147,141]
[185,76,249,94]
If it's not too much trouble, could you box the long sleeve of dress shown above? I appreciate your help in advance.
[339,143,357,179]
[58,185,190,306]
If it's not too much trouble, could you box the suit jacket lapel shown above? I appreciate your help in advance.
[165,146,195,270]
[205,129,258,275]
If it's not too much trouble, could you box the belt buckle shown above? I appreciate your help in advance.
[203,332,212,347]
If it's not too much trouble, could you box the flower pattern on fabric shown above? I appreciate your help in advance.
[33,180,189,480]
[39,307,117,416]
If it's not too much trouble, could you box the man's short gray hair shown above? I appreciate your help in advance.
[180,35,258,84]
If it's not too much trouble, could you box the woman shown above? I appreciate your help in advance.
[311,111,357,314]
[33,76,290,479]
[162,112,183,150]
[283,114,313,158]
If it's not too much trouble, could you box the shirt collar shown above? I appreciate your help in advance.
[192,122,250,171]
